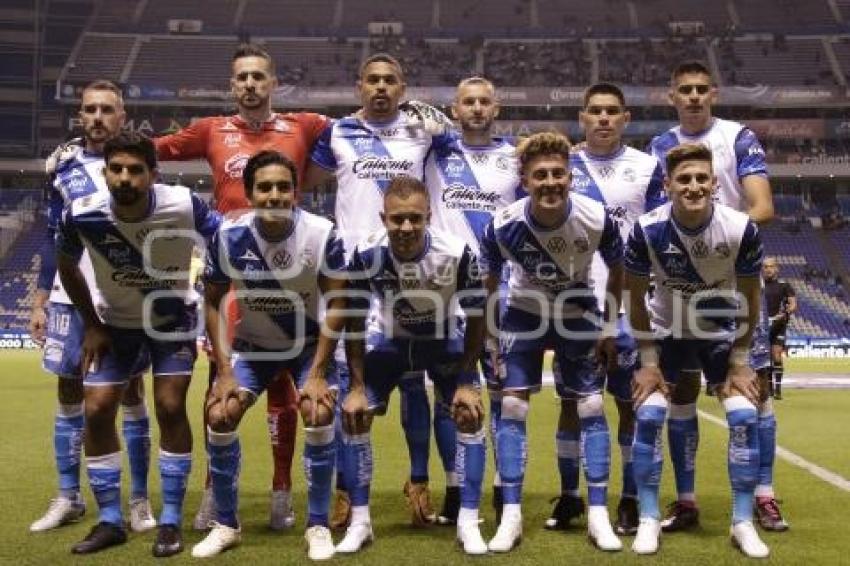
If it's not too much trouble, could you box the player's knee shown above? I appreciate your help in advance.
[576,393,604,420]
[155,396,188,428]
[121,374,145,405]
[636,391,668,425]
[453,404,482,434]
[57,378,83,404]
[207,401,239,433]
[501,394,529,422]
[300,399,334,428]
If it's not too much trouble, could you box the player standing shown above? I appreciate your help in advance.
[423,76,523,524]
[29,81,155,534]
[545,83,665,536]
[480,132,625,553]
[56,133,220,555]
[647,61,785,532]
[625,143,769,557]
[155,44,329,529]
[763,257,796,400]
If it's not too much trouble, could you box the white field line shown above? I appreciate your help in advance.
[698,410,850,493]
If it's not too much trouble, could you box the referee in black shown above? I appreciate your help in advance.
[763,257,797,399]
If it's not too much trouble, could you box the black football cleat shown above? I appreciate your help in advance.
[71,522,127,554]
[544,494,585,530]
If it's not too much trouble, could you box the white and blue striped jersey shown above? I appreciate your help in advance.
[480,194,623,319]
[310,114,451,255]
[348,227,483,339]
[46,147,108,306]
[570,146,665,309]
[424,137,523,255]
[57,185,221,328]
[624,202,763,340]
[204,208,346,350]
[648,117,768,213]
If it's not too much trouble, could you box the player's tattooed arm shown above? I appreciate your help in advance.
[625,270,667,406]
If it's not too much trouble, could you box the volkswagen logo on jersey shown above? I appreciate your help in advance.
[596,165,615,179]
[573,237,589,253]
[547,236,568,254]
[691,239,710,259]
[272,250,292,268]
[470,152,489,165]
[225,153,251,179]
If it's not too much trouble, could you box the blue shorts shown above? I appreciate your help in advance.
[364,333,478,412]
[231,340,338,400]
[658,337,731,387]
[42,302,85,379]
[500,307,604,399]
[603,315,639,402]
[83,309,198,386]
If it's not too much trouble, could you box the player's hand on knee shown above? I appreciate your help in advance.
[452,385,484,432]
[342,387,369,433]
[632,366,666,407]
[210,372,242,427]
[300,375,335,425]
[81,323,112,377]
[722,365,759,404]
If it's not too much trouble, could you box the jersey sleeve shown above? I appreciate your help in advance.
[734,127,768,179]
[479,221,505,277]
[301,112,332,148]
[644,161,667,212]
[321,229,347,275]
[309,122,338,171]
[155,119,210,161]
[55,207,84,262]
[624,222,651,276]
[203,230,230,285]
[598,211,624,267]
[38,186,64,290]
[456,245,485,312]
[191,193,222,239]
[734,221,764,277]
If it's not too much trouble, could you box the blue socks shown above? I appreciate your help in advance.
[400,375,430,484]
[756,400,777,498]
[578,395,610,507]
[87,452,123,526]
[619,431,637,499]
[457,430,486,513]
[556,429,580,496]
[159,450,192,527]
[304,425,336,527]
[208,429,241,528]
[496,397,528,505]
[55,403,84,499]
[122,402,151,500]
[434,395,458,486]
[341,431,372,507]
[633,393,668,520]
[724,397,759,524]
[668,402,698,503]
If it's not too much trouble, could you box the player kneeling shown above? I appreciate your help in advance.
[625,143,769,558]
[191,151,347,561]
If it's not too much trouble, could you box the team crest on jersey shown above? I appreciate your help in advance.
[300,247,315,268]
[691,239,709,259]
[622,167,636,183]
[223,133,242,147]
[470,153,489,165]
[225,153,251,179]
[496,156,511,171]
[272,250,292,268]
[573,237,589,253]
[547,236,568,254]
[714,243,731,258]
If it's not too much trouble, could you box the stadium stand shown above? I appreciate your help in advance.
[716,37,836,86]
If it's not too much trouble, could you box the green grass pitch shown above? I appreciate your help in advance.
[1,349,849,564]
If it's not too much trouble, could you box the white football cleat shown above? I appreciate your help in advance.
[587,506,622,551]
[193,488,216,531]
[488,515,522,553]
[270,489,296,530]
[457,520,488,555]
[191,522,241,558]
[30,495,86,532]
[305,525,335,561]
[731,521,770,558]
[632,518,661,555]
[335,522,374,554]
[128,497,157,533]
